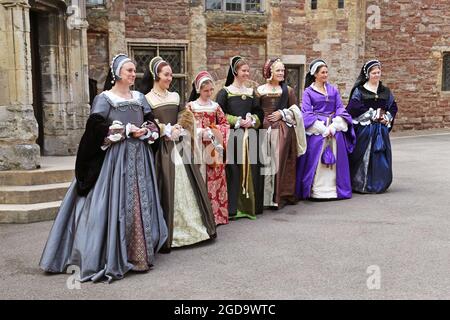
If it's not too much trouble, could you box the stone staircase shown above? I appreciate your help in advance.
[0,157,75,223]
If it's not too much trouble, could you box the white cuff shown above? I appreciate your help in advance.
[101,133,124,151]
[281,108,296,127]
[306,120,327,136]
[147,132,159,144]
[372,109,381,121]
[250,115,256,127]
[125,123,133,138]
[234,116,242,129]
[384,112,393,128]
[245,112,256,127]
[109,133,123,142]
[314,120,327,134]
[353,108,375,125]
[139,129,151,140]
[330,116,348,132]
[110,120,124,130]
[164,123,173,138]
[279,109,286,121]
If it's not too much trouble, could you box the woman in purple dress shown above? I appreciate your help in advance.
[296,59,356,200]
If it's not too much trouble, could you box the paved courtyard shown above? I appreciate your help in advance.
[1,130,449,299]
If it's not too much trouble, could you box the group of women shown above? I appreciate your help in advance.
[39,54,397,282]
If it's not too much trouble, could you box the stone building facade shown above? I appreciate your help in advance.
[1,0,449,170]
[86,0,450,128]
[0,0,90,170]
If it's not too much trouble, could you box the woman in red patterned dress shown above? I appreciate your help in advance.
[186,71,230,225]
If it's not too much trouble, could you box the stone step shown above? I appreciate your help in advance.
[0,182,71,204]
[0,201,61,224]
[0,168,74,186]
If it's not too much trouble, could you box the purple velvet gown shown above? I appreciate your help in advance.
[295,83,356,199]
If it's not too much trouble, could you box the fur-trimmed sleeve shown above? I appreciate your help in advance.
[75,96,111,196]
[177,105,196,138]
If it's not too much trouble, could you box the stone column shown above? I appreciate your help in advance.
[108,0,127,56]
[39,1,90,156]
[65,0,90,154]
[267,0,282,58]
[188,0,207,84]
[0,0,40,170]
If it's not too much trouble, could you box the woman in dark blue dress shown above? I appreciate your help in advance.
[347,60,398,194]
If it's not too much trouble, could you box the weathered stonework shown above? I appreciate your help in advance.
[0,0,90,170]
[205,11,268,83]
[83,0,450,133]
[86,6,110,92]
[1,0,449,171]
[125,0,190,40]
[279,0,366,98]
[0,0,40,170]
[188,1,207,85]
[109,0,127,54]
[266,0,282,58]
[365,0,450,130]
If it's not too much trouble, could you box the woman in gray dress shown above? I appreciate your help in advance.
[39,54,168,283]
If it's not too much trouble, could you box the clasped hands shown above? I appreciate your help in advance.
[239,114,255,128]
[267,110,282,123]
[128,124,148,138]
[372,108,389,126]
[315,120,336,138]
[322,125,336,138]
[166,124,184,141]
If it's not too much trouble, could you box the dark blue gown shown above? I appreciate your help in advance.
[347,83,398,193]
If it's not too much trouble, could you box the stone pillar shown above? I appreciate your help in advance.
[108,0,127,56]
[0,0,40,170]
[267,0,282,58]
[188,0,207,84]
[65,0,90,154]
[39,1,90,156]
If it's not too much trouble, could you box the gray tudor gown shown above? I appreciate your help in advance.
[39,90,168,282]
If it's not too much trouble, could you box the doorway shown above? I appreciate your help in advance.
[30,10,44,154]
